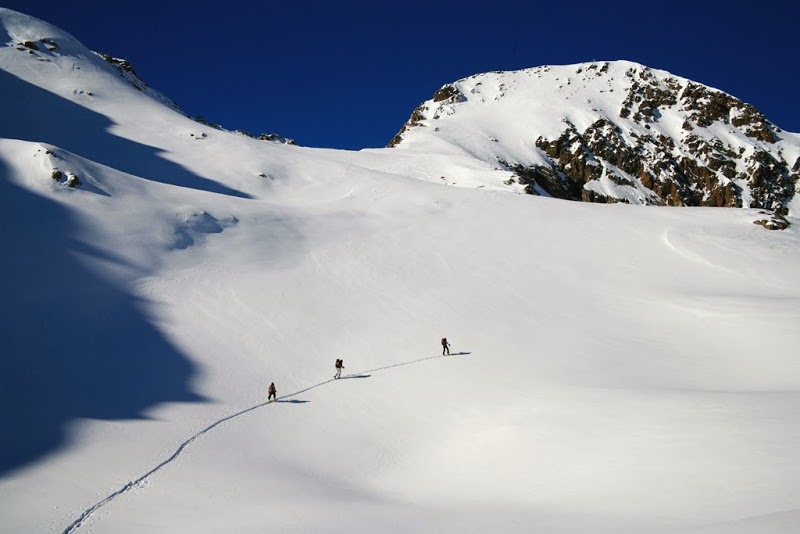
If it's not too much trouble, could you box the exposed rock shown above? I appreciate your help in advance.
[753,212,790,230]
[100,53,141,83]
[745,150,795,212]
[619,69,679,123]
[387,104,428,148]
[257,133,296,145]
[192,116,223,130]
[95,52,183,111]
[517,72,791,210]
[51,170,62,180]
[432,84,464,104]
[388,84,466,147]
[38,38,58,51]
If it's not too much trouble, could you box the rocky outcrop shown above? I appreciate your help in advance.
[388,84,465,147]
[256,132,296,145]
[232,130,296,145]
[387,104,429,148]
[753,211,790,230]
[96,52,184,112]
[431,84,465,104]
[521,67,795,212]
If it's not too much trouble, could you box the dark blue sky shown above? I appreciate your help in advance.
[7,1,799,150]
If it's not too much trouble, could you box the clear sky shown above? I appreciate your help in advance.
[6,0,799,150]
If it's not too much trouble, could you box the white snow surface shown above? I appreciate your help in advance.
[1,8,800,534]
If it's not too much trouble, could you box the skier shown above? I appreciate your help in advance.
[441,337,450,355]
[268,382,277,402]
[334,358,344,379]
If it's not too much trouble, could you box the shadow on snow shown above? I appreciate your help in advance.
[0,164,206,476]
[0,69,251,198]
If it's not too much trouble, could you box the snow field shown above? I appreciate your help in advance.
[66,178,800,533]
[3,123,800,533]
[1,8,800,534]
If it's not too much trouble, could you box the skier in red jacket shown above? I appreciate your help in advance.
[268,382,277,402]
[441,337,450,355]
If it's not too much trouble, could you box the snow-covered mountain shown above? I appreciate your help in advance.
[2,8,800,534]
[388,62,800,221]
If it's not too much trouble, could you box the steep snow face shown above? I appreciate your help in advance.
[389,61,800,215]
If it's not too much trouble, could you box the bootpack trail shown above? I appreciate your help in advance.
[61,352,463,534]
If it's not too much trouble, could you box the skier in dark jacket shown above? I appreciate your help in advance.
[441,337,450,355]
[268,382,277,401]
[334,359,344,379]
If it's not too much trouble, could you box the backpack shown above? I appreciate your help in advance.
[441,338,447,345]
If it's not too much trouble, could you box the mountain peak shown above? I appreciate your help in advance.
[388,61,800,215]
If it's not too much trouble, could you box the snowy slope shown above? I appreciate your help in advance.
[1,8,800,534]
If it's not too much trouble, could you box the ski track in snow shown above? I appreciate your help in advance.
[61,353,461,534]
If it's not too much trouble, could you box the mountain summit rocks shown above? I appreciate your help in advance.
[389,62,799,218]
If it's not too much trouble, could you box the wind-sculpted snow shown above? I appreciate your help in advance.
[170,211,239,250]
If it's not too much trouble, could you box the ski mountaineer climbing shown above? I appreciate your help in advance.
[268,382,277,402]
[334,358,344,379]
[441,337,450,355]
